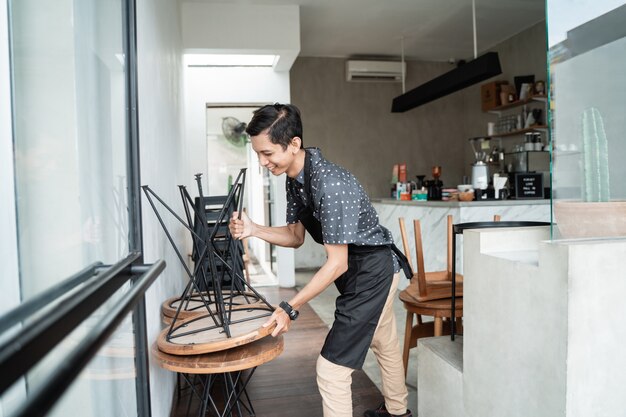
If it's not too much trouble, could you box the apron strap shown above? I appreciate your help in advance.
[296,149,324,244]
[391,243,414,279]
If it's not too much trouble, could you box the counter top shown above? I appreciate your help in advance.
[372,198,550,207]
[371,197,551,280]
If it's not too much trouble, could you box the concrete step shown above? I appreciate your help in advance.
[417,336,467,417]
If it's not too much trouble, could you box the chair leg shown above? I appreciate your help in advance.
[402,310,414,377]
[243,258,251,285]
[434,317,443,336]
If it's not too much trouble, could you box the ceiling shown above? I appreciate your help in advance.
[192,0,546,62]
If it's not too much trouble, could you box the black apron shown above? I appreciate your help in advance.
[295,149,413,369]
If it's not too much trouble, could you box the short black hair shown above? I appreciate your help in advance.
[246,103,303,150]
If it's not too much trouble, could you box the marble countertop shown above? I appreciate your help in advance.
[372,198,550,207]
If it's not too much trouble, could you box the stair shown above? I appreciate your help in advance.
[417,336,467,417]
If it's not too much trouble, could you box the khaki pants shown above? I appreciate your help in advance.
[316,273,407,416]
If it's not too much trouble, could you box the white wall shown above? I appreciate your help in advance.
[182,66,291,190]
[183,65,295,286]
[135,0,186,416]
[180,2,300,70]
[180,1,300,287]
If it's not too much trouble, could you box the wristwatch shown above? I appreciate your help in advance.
[279,301,299,321]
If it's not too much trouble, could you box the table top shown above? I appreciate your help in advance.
[453,221,550,233]
[152,334,284,374]
[157,307,276,355]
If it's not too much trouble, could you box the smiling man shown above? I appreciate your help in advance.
[228,103,412,417]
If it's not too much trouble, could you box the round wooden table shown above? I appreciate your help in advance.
[157,307,276,355]
[153,335,284,416]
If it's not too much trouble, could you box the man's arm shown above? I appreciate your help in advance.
[229,211,306,248]
[264,243,348,336]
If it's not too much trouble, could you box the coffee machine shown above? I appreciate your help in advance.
[426,166,443,200]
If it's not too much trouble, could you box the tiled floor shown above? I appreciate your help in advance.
[295,270,420,414]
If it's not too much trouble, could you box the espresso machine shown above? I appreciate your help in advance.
[426,166,443,200]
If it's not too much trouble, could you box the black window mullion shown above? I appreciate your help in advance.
[122,0,151,416]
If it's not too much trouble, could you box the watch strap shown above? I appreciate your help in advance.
[279,301,299,320]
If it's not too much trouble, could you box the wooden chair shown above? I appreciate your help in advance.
[399,215,463,303]
[399,214,501,303]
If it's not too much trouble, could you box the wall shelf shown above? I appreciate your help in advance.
[505,150,549,155]
[486,125,548,139]
[487,95,547,115]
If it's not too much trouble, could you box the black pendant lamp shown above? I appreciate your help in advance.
[391,52,501,112]
[391,0,502,112]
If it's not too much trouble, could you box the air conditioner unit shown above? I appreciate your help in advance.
[345,60,405,82]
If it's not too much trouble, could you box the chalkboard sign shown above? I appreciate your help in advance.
[515,173,544,199]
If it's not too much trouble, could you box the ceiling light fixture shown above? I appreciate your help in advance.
[391,0,501,112]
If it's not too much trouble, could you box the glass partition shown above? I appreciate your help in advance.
[4,0,139,415]
[548,1,626,239]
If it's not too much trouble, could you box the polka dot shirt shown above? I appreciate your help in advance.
[286,148,400,271]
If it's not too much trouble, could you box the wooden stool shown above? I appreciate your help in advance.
[398,215,463,377]
[153,335,283,417]
[399,291,463,375]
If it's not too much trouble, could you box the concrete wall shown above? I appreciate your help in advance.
[290,57,466,199]
[463,226,566,417]
[461,226,626,417]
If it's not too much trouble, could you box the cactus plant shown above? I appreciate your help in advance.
[581,107,610,202]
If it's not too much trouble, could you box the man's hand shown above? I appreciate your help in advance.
[229,211,254,240]
[263,308,292,337]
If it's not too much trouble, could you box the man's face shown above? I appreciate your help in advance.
[250,131,299,177]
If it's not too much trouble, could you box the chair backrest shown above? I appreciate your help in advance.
[399,215,454,299]
[416,213,454,276]
[412,218,428,298]
[399,214,500,298]
[398,217,414,273]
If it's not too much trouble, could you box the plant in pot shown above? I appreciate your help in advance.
[554,107,626,238]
